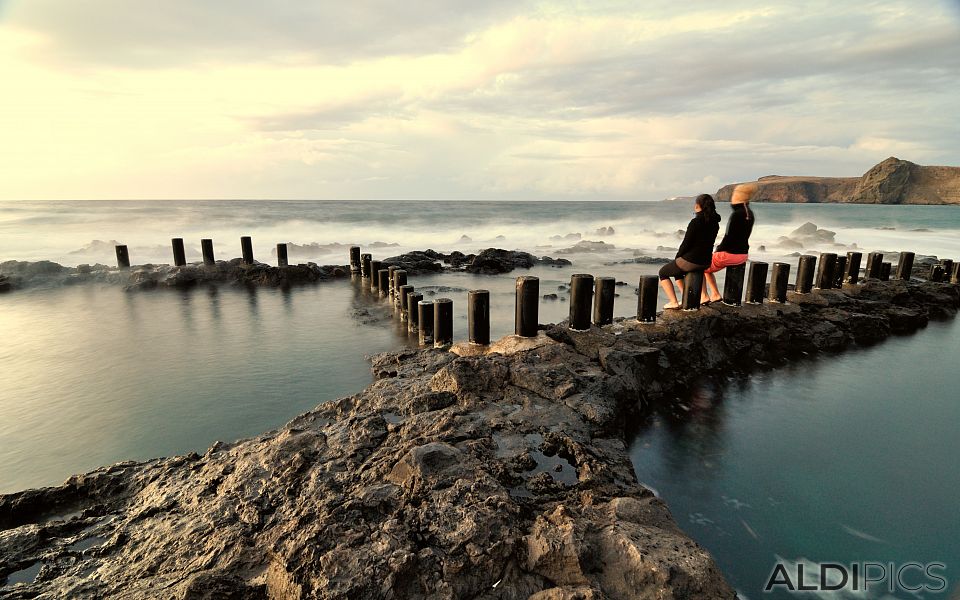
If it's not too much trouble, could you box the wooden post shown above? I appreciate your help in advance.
[393,270,408,308]
[832,255,847,289]
[407,292,423,333]
[815,253,837,290]
[468,290,490,345]
[515,276,539,337]
[377,269,390,297]
[277,244,288,267]
[746,261,769,303]
[418,301,434,346]
[637,275,659,322]
[795,255,816,293]
[398,285,414,321]
[241,236,254,265]
[361,253,372,279]
[769,262,790,303]
[879,262,891,281]
[568,274,594,330]
[434,298,453,348]
[115,245,130,270]
[369,260,382,291]
[930,264,945,282]
[865,252,884,279]
[387,266,399,302]
[172,238,186,267]
[681,271,703,311]
[201,239,215,266]
[895,252,914,281]
[844,252,862,285]
[722,263,746,305]
[593,277,616,325]
[349,246,361,274]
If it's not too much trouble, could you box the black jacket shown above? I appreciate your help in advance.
[677,211,721,266]
[716,204,754,254]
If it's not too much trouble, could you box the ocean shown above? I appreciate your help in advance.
[1,199,959,597]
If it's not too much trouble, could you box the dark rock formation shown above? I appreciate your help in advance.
[773,222,845,250]
[466,249,537,273]
[604,256,670,266]
[2,279,957,598]
[536,256,573,268]
[0,259,350,293]
[382,250,448,274]
[382,249,571,276]
[716,157,960,204]
[556,241,616,254]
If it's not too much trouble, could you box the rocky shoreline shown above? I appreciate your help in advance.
[1,278,957,599]
[0,249,571,294]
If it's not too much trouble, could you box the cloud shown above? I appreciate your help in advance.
[0,0,958,200]
[5,0,535,67]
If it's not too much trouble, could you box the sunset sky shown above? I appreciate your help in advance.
[2,0,958,200]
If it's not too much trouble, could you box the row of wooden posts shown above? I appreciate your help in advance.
[115,237,278,269]
[112,240,959,347]
[349,247,960,348]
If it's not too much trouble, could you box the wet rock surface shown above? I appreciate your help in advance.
[0,247,573,294]
[0,259,351,293]
[1,280,958,598]
[383,249,571,275]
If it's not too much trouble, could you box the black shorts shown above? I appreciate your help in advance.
[659,257,707,281]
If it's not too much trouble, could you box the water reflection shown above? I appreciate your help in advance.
[628,319,960,599]
[0,280,407,493]
[178,288,194,331]
[207,285,221,324]
[246,285,259,320]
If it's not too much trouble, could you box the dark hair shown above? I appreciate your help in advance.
[696,193,717,221]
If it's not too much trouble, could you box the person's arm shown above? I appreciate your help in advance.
[676,217,699,258]
[717,210,741,252]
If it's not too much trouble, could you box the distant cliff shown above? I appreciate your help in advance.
[716,157,960,205]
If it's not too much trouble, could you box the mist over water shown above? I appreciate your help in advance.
[2,200,959,269]
[2,200,959,596]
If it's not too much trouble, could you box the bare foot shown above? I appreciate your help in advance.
[709,295,722,302]
[663,302,681,310]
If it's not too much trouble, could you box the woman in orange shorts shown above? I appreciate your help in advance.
[703,183,756,303]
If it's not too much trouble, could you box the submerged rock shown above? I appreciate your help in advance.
[557,241,616,254]
[466,248,537,273]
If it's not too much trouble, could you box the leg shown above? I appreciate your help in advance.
[705,272,721,302]
[660,278,679,308]
[658,260,683,309]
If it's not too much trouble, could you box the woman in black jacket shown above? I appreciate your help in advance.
[659,194,721,309]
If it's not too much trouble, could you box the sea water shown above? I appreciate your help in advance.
[1,200,959,596]
[629,317,960,599]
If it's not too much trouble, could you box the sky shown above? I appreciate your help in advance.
[1,0,958,201]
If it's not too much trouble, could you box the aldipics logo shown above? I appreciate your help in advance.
[764,559,948,595]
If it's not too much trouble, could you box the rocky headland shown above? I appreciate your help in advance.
[716,157,960,205]
[1,277,958,599]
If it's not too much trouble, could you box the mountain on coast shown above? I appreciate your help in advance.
[716,157,960,205]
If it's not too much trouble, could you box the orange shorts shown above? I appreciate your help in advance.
[705,251,748,274]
